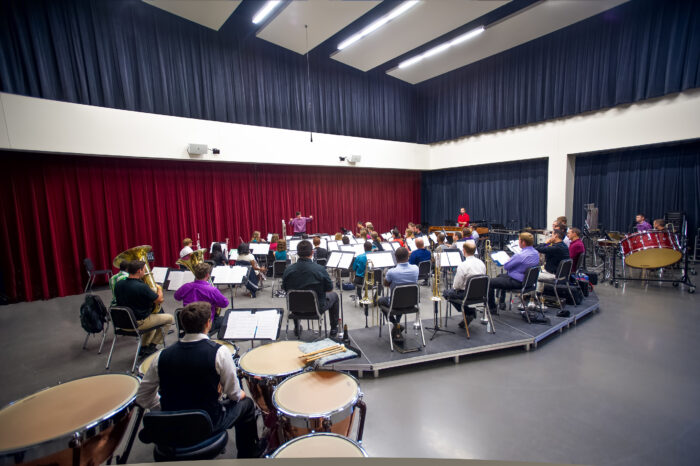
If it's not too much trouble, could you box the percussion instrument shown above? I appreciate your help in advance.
[597,238,620,248]
[138,340,237,377]
[237,341,306,414]
[270,433,367,458]
[0,374,139,466]
[620,231,682,268]
[272,370,366,441]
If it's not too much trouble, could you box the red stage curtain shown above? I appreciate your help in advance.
[1,153,420,302]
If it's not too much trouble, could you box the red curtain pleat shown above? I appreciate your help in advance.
[1,153,421,302]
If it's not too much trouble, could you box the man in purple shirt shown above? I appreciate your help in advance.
[635,214,652,232]
[289,211,313,235]
[488,232,540,312]
[174,263,229,332]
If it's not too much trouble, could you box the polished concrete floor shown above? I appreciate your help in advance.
[0,276,698,465]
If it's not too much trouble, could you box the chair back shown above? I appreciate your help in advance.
[464,275,489,303]
[316,257,328,267]
[139,410,216,448]
[174,308,185,339]
[417,261,431,280]
[287,289,320,319]
[522,267,540,293]
[389,284,419,311]
[272,260,287,278]
[556,259,573,280]
[235,260,251,267]
[110,306,139,331]
[84,258,96,274]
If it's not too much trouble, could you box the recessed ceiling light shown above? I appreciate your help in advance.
[338,0,419,51]
[252,0,282,25]
[398,26,485,69]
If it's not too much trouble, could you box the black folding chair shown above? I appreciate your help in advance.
[511,267,545,324]
[417,260,431,286]
[285,290,327,340]
[139,410,228,462]
[378,284,425,352]
[106,306,168,373]
[174,308,186,339]
[540,259,574,309]
[455,275,492,339]
[270,260,288,297]
[84,258,112,293]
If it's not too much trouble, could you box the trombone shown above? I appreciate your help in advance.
[359,259,377,327]
[431,252,443,323]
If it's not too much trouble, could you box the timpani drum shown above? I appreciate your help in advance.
[237,341,306,414]
[137,340,237,377]
[270,433,368,458]
[0,374,139,466]
[272,370,366,441]
[620,231,682,268]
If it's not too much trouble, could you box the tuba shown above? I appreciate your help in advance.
[113,245,161,314]
[176,248,205,273]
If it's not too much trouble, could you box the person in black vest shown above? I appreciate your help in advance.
[312,236,329,262]
[135,302,263,458]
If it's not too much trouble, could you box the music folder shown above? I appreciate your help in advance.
[228,250,239,260]
[211,265,248,285]
[491,251,511,266]
[151,267,169,284]
[167,271,195,291]
[366,251,397,269]
[218,308,283,341]
[326,251,354,269]
[439,249,463,267]
[250,243,270,255]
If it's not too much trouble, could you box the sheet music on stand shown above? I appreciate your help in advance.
[219,308,283,341]
[491,251,511,266]
[326,251,354,269]
[228,250,239,261]
[267,233,274,242]
[320,235,332,242]
[405,238,416,251]
[167,271,195,291]
[344,235,358,244]
[289,239,302,252]
[151,267,169,284]
[429,233,438,243]
[507,240,522,254]
[210,241,228,257]
[366,251,397,269]
[439,249,463,267]
[211,266,248,285]
[381,232,392,241]
[353,243,366,255]
[340,245,355,253]
[250,243,270,255]
[327,241,339,251]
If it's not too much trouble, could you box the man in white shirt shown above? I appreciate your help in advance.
[136,302,263,458]
[179,238,194,258]
[442,241,486,328]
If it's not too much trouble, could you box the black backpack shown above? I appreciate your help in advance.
[80,294,108,334]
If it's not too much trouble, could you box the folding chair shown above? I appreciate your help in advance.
[378,284,425,352]
[106,306,168,373]
[174,308,186,339]
[510,267,545,324]
[270,260,288,297]
[453,275,492,339]
[285,290,327,340]
[417,260,431,286]
[84,258,112,293]
[540,259,574,309]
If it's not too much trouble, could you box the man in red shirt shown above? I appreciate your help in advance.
[458,208,470,227]
[567,227,585,272]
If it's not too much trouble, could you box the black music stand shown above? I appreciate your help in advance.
[211,265,249,307]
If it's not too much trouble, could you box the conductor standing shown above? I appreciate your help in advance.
[289,211,313,236]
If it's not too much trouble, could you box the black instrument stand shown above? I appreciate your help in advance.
[425,298,454,340]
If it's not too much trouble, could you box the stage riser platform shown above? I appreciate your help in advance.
[325,293,600,377]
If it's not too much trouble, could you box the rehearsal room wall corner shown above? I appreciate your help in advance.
[0,93,430,171]
[427,90,700,225]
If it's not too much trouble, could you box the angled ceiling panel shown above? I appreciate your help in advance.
[333,0,509,72]
[387,0,628,84]
[143,0,242,31]
[256,0,381,55]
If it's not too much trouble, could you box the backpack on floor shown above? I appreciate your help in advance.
[80,294,108,334]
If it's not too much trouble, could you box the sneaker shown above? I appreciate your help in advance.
[557,310,570,318]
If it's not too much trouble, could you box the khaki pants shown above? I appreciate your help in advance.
[137,313,174,346]
[537,270,556,293]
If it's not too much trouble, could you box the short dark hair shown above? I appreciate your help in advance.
[212,242,222,253]
[454,232,463,240]
[312,236,321,246]
[438,233,445,243]
[180,302,211,333]
[554,229,566,240]
[570,227,581,238]
[127,260,145,275]
[364,241,372,252]
[342,236,350,245]
[119,260,128,272]
[237,243,250,255]
[395,247,409,262]
[297,240,313,257]
[295,211,301,216]
[193,262,211,280]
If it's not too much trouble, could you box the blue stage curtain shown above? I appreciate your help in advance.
[421,159,548,229]
[416,0,700,143]
[0,0,414,142]
[572,139,700,238]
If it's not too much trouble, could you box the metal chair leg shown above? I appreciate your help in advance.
[387,319,394,352]
[82,333,90,350]
[418,311,426,347]
[130,340,142,374]
[106,335,117,370]
[98,322,109,354]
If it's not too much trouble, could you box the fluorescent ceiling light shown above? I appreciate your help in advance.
[338,0,419,51]
[398,26,484,69]
[252,0,282,25]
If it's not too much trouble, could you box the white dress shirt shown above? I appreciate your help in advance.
[179,245,194,258]
[135,333,242,409]
[452,255,486,291]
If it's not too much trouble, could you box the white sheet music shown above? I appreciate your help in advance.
[344,235,358,244]
[326,252,341,268]
[429,233,438,243]
[491,251,511,266]
[447,251,463,266]
[367,252,396,268]
[228,250,239,260]
[380,242,393,251]
[211,266,247,284]
[254,310,280,340]
[327,241,339,251]
[353,243,366,255]
[224,312,258,339]
[151,267,169,284]
[390,242,401,251]
[250,243,270,255]
[406,238,416,251]
[167,271,194,291]
[507,240,522,254]
[340,245,355,253]
[289,239,302,252]
[267,233,273,242]
[381,232,392,241]
[337,252,354,269]
[320,235,332,242]
[210,242,228,257]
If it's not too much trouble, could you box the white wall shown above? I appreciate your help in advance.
[429,89,700,224]
[0,93,430,171]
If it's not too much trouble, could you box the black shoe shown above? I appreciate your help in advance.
[498,302,506,311]
[139,345,157,357]
[255,438,268,458]
[458,320,466,329]
[329,328,338,338]
[293,324,301,337]
[557,310,570,318]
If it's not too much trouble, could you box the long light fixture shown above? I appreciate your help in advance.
[252,0,282,25]
[338,0,419,51]
[398,26,485,69]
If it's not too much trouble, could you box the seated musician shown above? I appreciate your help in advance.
[355,222,364,237]
[250,231,262,243]
[335,232,344,241]
[357,228,368,241]
[210,243,227,267]
[312,236,329,262]
[458,207,470,228]
[434,233,447,254]
[378,247,418,343]
[443,241,486,328]
[174,263,229,333]
[352,241,373,292]
[236,243,266,298]
[464,227,479,241]
[371,231,384,251]
[365,222,375,239]
[114,260,174,356]
[534,229,570,292]
[270,233,280,251]
[109,260,129,306]
[409,238,431,265]
[179,238,193,267]
[282,240,340,337]
[653,219,666,231]
[635,214,652,232]
[392,229,405,248]
[136,302,263,458]
[488,233,540,313]
[275,240,288,261]
[567,228,585,272]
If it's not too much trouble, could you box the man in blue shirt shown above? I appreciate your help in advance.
[408,238,431,265]
[378,247,418,342]
[488,233,540,312]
